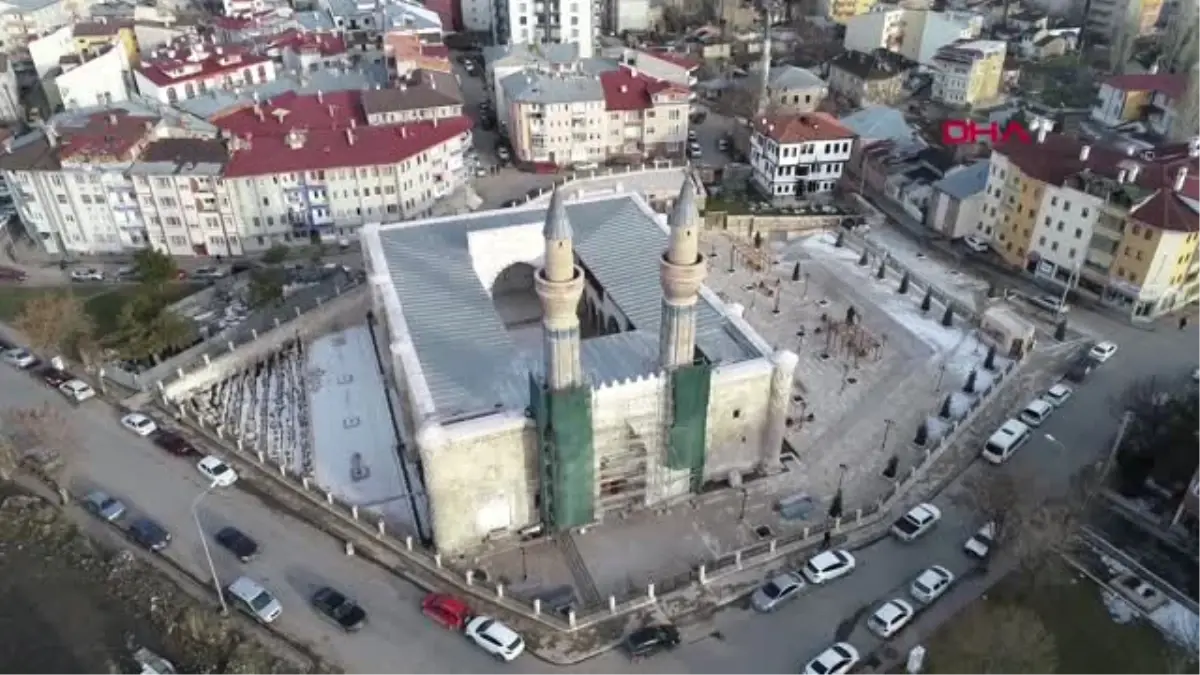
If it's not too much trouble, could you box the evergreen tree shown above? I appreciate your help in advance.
[984,344,998,371]
[921,289,933,311]
[941,305,954,327]
[898,272,910,295]
[964,369,978,394]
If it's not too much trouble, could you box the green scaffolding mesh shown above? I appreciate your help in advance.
[667,363,712,492]
[530,375,596,529]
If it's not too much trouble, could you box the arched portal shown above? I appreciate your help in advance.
[492,262,542,350]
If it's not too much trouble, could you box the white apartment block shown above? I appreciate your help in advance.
[930,39,1005,106]
[52,44,132,110]
[749,113,856,199]
[496,0,598,59]
[500,65,689,166]
[0,0,97,52]
[844,8,983,66]
[134,43,278,105]
[0,55,19,123]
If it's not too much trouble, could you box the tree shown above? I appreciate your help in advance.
[105,294,195,362]
[1111,376,1199,498]
[964,369,978,394]
[261,243,289,265]
[2,404,77,502]
[984,344,998,371]
[898,272,910,295]
[845,306,857,325]
[791,262,801,281]
[929,600,1057,673]
[941,305,954,327]
[15,292,95,361]
[834,231,845,248]
[914,421,928,446]
[753,231,764,249]
[248,267,286,308]
[131,248,178,292]
[939,395,952,418]
[921,289,932,311]
[858,250,869,266]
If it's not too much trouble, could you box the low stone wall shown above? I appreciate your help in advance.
[516,161,706,211]
[706,212,848,239]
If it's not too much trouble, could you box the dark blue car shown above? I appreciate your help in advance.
[127,518,171,552]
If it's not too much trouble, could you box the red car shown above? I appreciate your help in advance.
[421,593,471,631]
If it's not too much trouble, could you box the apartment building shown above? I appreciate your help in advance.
[827,48,916,107]
[930,39,1005,106]
[844,8,983,66]
[625,49,699,90]
[73,18,138,63]
[749,113,856,200]
[1091,72,1189,139]
[925,159,988,239]
[361,68,463,124]
[759,65,828,115]
[0,55,19,124]
[1084,0,1163,48]
[0,0,98,52]
[0,93,474,257]
[134,44,278,104]
[494,0,599,58]
[50,41,132,110]
[263,29,349,73]
[502,65,688,166]
[979,134,1199,320]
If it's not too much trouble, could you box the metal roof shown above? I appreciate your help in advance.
[500,70,605,105]
[767,65,825,91]
[375,194,764,420]
[933,159,990,199]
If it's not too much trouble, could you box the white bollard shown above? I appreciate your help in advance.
[533,598,542,615]
[202,354,211,365]
[647,583,656,601]
[609,595,617,613]
[176,368,184,379]
[769,539,777,554]
[251,329,258,340]
[834,517,842,532]
[735,550,743,568]
[156,381,165,393]
[803,526,810,539]
[698,565,707,585]
[277,463,285,477]
[326,491,334,504]
[351,505,359,520]
[215,426,223,439]
[433,553,442,568]
[855,508,863,522]
[377,520,385,537]
[302,476,310,490]
[227,341,235,352]
[345,541,355,556]
[295,306,302,318]
[466,569,474,586]
[405,536,413,551]
[274,317,281,328]
[256,450,265,463]
[568,609,576,627]
[496,583,504,599]
[235,438,242,451]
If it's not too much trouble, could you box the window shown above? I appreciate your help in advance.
[1068,248,1076,258]
[1081,208,1089,217]
[1044,216,1051,226]
[1074,228,1082,238]
[1050,196,1057,206]
[1050,242,1058,251]
[1063,201,1071,211]
[1038,236,1046,245]
[1056,221,1064,232]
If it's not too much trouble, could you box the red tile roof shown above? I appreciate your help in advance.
[999,134,1200,232]
[1104,73,1188,99]
[264,29,347,57]
[213,90,365,136]
[138,45,272,86]
[57,110,158,162]
[599,66,688,111]
[753,113,855,144]
[223,116,472,177]
[645,49,700,71]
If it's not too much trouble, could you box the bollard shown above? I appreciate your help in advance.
[277,463,285,477]
[351,505,359,520]
[834,517,842,532]
[274,317,281,328]
[769,539,777,554]
[735,550,743,568]
[235,437,243,451]
[295,306,302,318]
[434,553,442,568]
[466,569,474,586]
[496,583,504,599]
[326,491,334,504]
[405,536,413,551]
[533,598,542,615]
[698,565,707,585]
[256,450,265,463]
[803,526,810,539]
[609,595,617,613]
[156,380,165,393]
[345,541,355,556]
[203,354,211,365]
[925,447,932,461]
[647,583,656,601]
[176,368,184,379]
[215,426,223,439]
[302,476,310,490]
[251,329,258,340]
[227,341,235,352]
[377,519,385,537]
[568,609,576,628]
[316,296,323,306]
[855,508,862,523]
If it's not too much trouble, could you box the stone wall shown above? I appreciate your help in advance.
[707,212,847,239]
[704,358,774,479]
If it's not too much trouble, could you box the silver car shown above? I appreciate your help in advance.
[750,572,806,612]
[83,490,127,522]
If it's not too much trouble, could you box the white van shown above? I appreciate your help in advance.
[982,419,1031,464]
[1018,398,1054,427]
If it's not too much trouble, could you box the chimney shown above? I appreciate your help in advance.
[1117,168,1128,183]
[1127,163,1141,183]
[620,85,627,93]
[254,104,264,120]
[328,104,335,117]
[1079,145,1090,161]
[1036,125,1047,143]
[1190,138,1200,158]
[1175,167,1189,192]
[1149,62,1159,74]
[1125,144,1136,157]
[401,127,407,139]
[108,113,118,125]
[317,89,324,103]
[346,129,355,145]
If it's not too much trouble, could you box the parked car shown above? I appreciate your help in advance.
[801,550,857,584]
[3,347,38,368]
[890,503,942,542]
[191,266,229,280]
[58,378,96,402]
[1088,340,1118,362]
[127,517,172,552]
[227,576,282,623]
[115,265,139,281]
[964,522,996,559]
[69,267,104,282]
[36,365,73,387]
[464,616,525,661]
[1017,398,1054,427]
[963,235,989,253]
[751,572,806,612]
[83,490,127,522]
[867,598,914,638]
[0,266,27,282]
[215,526,259,563]
[910,565,955,604]
[1028,293,1069,314]
[1043,383,1073,407]
[197,455,238,487]
[803,642,860,675]
[623,624,681,661]
[121,413,159,437]
[311,587,368,632]
[152,430,198,457]
[421,593,471,631]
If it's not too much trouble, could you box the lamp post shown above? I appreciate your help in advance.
[738,488,749,522]
[192,481,228,615]
[520,546,528,582]
[1044,434,1066,453]
[880,418,894,453]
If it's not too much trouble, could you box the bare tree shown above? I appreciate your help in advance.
[929,600,1058,673]
[14,292,95,362]
[1,404,79,502]
[1109,376,1199,498]
[0,434,18,481]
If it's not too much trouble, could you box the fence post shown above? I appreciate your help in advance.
[466,569,474,586]
[647,583,655,601]
[301,476,310,490]
[326,491,334,504]
[203,354,211,365]
[227,341,235,353]
[277,463,285,477]
[698,564,707,585]
[735,550,743,568]
[405,536,413,551]
[274,317,281,328]
[344,541,355,556]
[251,329,259,341]
[257,450,265,463]
[434,553,442,568]
[834,517,842,532]
[533,598,542,615]
[609,595,617,613]
[803,526,810,539]
[235,437,243,451]
[351,505,359,520]
[769,539,777,554]
[496,583,504,599]
[295,306,302,318]
[377,520,385,537]
[568,608,576,627]
[855,508,862,523]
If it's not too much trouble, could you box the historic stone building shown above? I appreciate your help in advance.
[361,182,799,554]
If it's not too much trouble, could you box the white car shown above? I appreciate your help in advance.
[801,550,857,584]
[227,576,282,623]
[465,616,525,661]
[2,347,37,368]
[964,522,996,559]
[890,503,942,542]
[910,565,955,604]
[197,455,238,487]
[121,413,159,437]
[1088,341,1118,362]
[751,572,806,612]
[58,379,96,402]
[1043,383,1073,407]
[867,598,915,638]
[69,267,104,282]
[1017,398,1054,427]
[803,642,860,675]
[963,235,989,253]
[574,161,599,171]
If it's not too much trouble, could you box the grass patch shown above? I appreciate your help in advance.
[0,284,200,337]
[924,562,1187,674]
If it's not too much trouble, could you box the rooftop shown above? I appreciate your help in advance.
[932,159,989,199]
[212,89,364,136]
[599,66,687,111]
[839,105,923,146]
[74,19,133,37]
[361,69,462,115]
[829,48,915,81]
[370,193,765,420]
[138,44,272,86]
[264,29,347,57]
[1103,73,1188,99]
[501,69,605,105]
[129,138,227,175]
[997,135,1200,231]
[933,39,1006,63]
[642,49,700,71]
[766,64,826,91]
[753,112,855,145]
[483,42,581,68]
[171,65,386,120]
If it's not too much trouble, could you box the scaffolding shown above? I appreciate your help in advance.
[530,375,596,530]
[667,363,712,493]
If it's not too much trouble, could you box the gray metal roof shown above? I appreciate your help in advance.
[768,65,825,91]
[933,159,990,199]
[376,194,764,420]
[500,70,605,105]
[172,66,386,119]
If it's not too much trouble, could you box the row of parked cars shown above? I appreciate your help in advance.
[2,345,98,402]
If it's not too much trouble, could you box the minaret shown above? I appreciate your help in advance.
[659,178,707,369]
[533,188,585,390]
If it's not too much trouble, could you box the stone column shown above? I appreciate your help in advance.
[760,350,799,474]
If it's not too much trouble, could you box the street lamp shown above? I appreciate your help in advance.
[880,419,894,453]
[1044,434,1066,452]
[738,488,749,523]
[192,481,228,615]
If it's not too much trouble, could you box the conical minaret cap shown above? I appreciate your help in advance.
[543,187,574,241]
[669,177,696,231]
